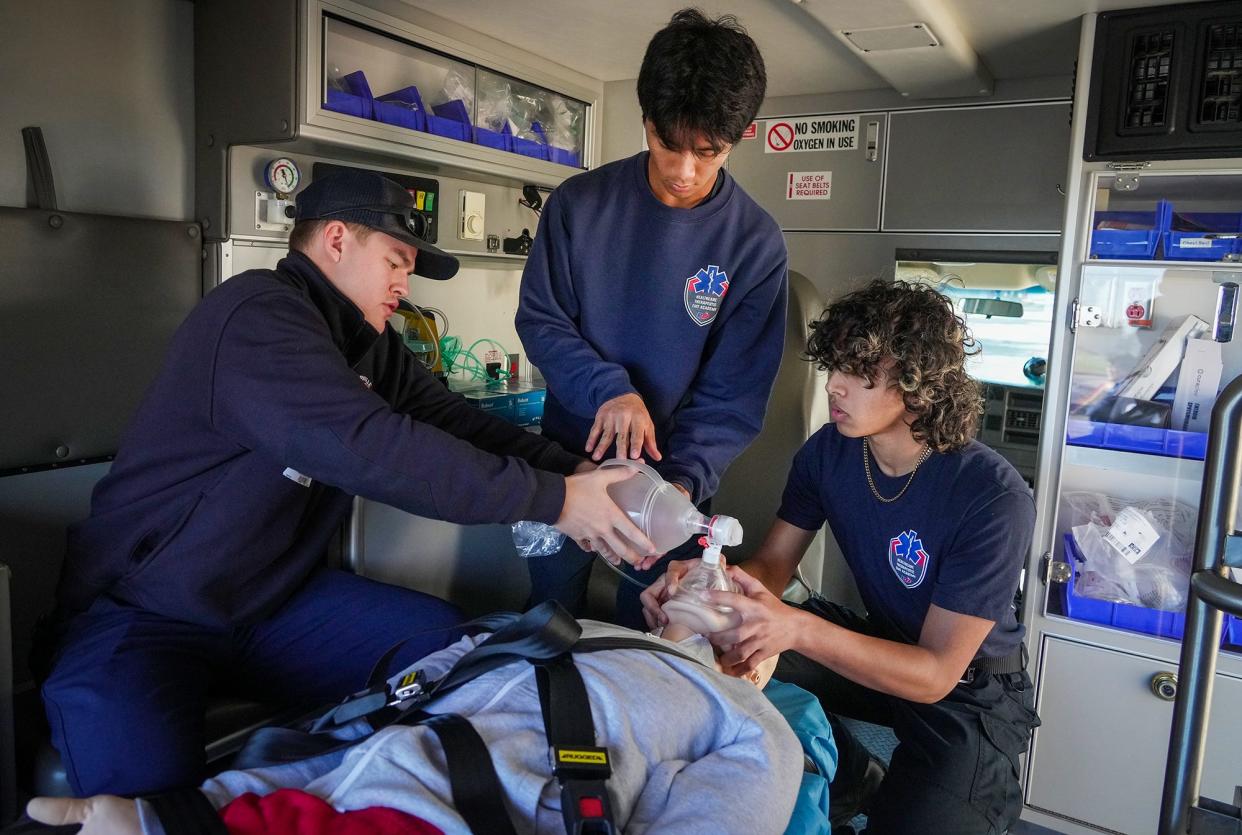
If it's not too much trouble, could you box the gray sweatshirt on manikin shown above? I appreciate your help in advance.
[144,621,803,834]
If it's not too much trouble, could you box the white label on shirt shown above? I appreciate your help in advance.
[1102,507,1161,564]
[283,467,313,488]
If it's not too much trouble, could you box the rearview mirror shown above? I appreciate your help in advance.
[962,298,1024,319]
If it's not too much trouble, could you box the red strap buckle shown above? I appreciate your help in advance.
[578,796,605,819]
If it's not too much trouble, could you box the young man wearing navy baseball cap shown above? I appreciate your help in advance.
[40,169,656,797]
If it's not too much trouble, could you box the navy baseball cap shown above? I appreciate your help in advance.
[295,170,459,281]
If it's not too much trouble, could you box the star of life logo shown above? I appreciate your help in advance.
[683,264,730,327]
[888,530,930,589]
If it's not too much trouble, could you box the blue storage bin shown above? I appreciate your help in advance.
[1227,615,1242,648]
[1061,534,1191,640]
[1164,210,1242,262]
[429,99,472,141]
[323,70,374,119]
[1089,200,1172,260]
[546,146,581,168]
[1065,417,1207,460]
[1060,534,1230,645]
[510,134,546,160]
[473,124,511,151]
[532,121,582,168]
[374,86,427,132]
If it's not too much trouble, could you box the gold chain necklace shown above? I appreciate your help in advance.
[862,437,931,503]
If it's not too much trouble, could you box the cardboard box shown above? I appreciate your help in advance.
[1117,314,1209,401]
[1172,337,1223,432]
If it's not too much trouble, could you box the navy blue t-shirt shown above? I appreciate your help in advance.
[778,426,1035,657]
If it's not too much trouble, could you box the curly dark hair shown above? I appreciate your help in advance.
[807,279,982,452]
[637,8,767,151]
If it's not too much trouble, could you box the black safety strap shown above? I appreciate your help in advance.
[235,603,583,769]
[535,654,617,835]
[424,714,520,835]
[144,788,228,835]
[21,127,57,210]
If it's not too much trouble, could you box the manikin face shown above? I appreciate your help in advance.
[825,364,912,439]
[659,623,778,689]
[643,119,732,209]
[323,222,419,332]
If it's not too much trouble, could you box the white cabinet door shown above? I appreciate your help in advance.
[1027,636,1242,835]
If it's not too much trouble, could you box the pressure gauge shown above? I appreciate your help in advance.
[264,158,301,195]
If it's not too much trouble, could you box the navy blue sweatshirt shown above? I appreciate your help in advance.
[57,252,580,627]
[515,152,788,502]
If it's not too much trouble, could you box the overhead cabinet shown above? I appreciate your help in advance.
[883,103,1071,233]
[195,0,597,240]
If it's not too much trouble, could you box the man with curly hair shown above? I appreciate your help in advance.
[643,280,1039,834]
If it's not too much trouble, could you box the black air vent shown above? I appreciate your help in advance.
[1198,22,1242,125]
[1125,30,1175,130]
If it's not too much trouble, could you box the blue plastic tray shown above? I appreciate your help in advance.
[473,124,511,151]
[1066,418,1207,460]
[532,121,582,168]
[1089,200,1172,260]
[1164,211,1242,262]
[323,70,374,119]
[429,100,471,141]
[1061,534,1196,641]
[374,86,426,132]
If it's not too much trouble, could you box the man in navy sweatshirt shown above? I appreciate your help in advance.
[516,9,789,624]
[40,169,656,797]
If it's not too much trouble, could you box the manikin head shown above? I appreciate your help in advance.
[659,621,779,689]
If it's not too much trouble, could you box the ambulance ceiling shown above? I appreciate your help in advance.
[405,0,1202,98]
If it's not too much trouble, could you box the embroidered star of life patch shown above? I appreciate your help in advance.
[889,530,930,589]
[683,265,730,327]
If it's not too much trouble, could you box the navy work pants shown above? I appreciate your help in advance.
[41,569,463,797]
[775,598,1040,835]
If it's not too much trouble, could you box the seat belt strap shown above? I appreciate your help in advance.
[424,714,520,835]
[144,788,229,835]
[535,654,617,835]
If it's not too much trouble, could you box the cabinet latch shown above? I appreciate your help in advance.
[1041,553,1072,585]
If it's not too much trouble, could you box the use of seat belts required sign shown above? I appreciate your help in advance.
[764,115,860,153]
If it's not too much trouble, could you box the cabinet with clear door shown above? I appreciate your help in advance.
[1043,170,1242,654]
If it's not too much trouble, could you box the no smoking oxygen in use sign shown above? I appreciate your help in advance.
[765,115,860,153]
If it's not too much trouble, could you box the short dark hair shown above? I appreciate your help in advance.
[637,8,766,151]
[288,219,373,254]
[806,279,983,452]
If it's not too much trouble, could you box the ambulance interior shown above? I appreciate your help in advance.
[3,1,1242,833]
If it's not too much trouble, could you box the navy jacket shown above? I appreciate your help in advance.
[57,252,580,627]
[515,152,788,503]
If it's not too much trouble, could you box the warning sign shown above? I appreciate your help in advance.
[787,171,832,200]
[741,122,757,140]
[765,115,860,153]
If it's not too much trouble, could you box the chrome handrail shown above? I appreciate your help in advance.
[1158,374,1242,835]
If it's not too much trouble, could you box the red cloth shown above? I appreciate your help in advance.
[220,788,443,835]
